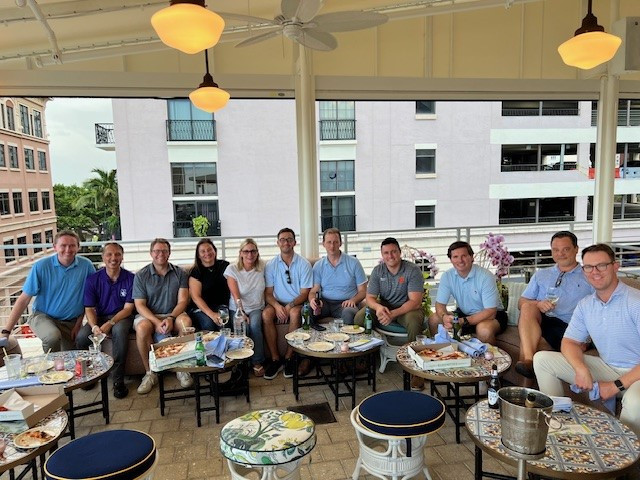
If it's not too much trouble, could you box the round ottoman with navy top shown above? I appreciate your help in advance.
[44,430,157,480]
[351,390,445,480]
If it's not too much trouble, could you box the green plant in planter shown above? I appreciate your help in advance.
[192,215,210,237]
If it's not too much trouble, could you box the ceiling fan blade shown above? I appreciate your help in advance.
[282,0,323,23]
[218,12,277,25]
[313,11,388,33]
[235,30,282,48]
[292,29,337,51]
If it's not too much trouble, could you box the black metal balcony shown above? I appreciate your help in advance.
[173,220,221,238]
[320,214,356,232]
[319,120,356,140]
[95,123,115,144]
[166,120,216,141]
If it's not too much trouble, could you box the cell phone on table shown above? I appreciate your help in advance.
[311,323,326,331]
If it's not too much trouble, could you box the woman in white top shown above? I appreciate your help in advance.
[224,238,266,377]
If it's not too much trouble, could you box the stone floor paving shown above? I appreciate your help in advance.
[22,360,640,480]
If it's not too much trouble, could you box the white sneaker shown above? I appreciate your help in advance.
[177,371,193,388]
[137,372,158,394]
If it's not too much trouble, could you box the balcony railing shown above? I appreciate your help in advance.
[502,163,577,172]
[499,215,575,225]
[321,214,356,232]
[166,120,216,141]
[502,108,579,116]
[319,120,356,140]
[173,220,221,238]
[95,123,115,144]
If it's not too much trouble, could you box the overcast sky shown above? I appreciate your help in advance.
[46,97,116,185]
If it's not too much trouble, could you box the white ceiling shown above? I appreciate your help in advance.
[1,0,640,99]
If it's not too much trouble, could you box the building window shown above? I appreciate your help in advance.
[166,99,215,141]
[41,191,51,211]
[3,240,15,263]
[173,200,220,237]
[33,111,43,138]
[416,149,436,174]
[28,192,38,212]
[171,163,217,195]
[592,99,640,127]
[17,236,27,257]
[501,144,577,172]
[320,160,355,192]
[587,194,640,220]
[321,196,355,232]
[415,205,435,228]
[0,104,4,129]
[44,229,53,244]
[499,197,575,224]
[318,101,356,140]
[0,193,9,215]
[0,145,4,168]
[8,146,18,168]
[19,105,30,135]
[416,101,435,115]
[38,151,47,171]
[502,100,579,116]
[6,106,14,131]
[24,148,34,170]
[32,232,42,253]
[12,192,23,214]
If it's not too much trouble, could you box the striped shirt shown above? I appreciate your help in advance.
[565,281,640,369]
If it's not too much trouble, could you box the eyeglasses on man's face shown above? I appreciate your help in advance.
[582,262,614,273]
[278,237,295,244]
[285,270,292,284]
[151,249,169,255]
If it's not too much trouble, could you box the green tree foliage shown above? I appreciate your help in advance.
[53,184,98,240]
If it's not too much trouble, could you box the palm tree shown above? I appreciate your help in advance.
[75,168,120,239]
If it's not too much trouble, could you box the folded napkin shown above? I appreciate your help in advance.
[204,335,245,368]
[0,376,42,390]
[352,337,384,352]
[425,325,488,358]
[570,381,616,413]
[550,395,572,412]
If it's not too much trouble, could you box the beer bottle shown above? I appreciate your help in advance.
[488,363,500,409]
[452,314,461,341]
[364,307,373,334]
[313,290,323,316]
[302,302,311,331]
[195,332,206,367]
[525,392,536,408]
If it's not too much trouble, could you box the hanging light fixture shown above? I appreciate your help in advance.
[189,50,230,112]
[558,0,622,70]
[151,0,225,54]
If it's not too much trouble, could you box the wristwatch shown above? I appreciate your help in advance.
[166,315,175,321]
[614,379,626,392]
[108,319,116,326]
[1,329,10,335]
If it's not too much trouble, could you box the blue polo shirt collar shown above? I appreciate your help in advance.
[454,264,476,281]
[592,280,625,306]
[52,254,79,270]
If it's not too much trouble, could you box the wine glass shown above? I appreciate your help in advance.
[219,306,230,335]
[546,287,560,306]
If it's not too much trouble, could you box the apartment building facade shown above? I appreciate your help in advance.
[104,98,640,242]
[0,97,56,268]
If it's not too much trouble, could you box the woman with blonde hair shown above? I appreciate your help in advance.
[224,239,266,376]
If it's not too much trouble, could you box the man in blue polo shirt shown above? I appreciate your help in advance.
[516,231,594,378]
[263,228,313,380]
[77,242,135,399]
[429,240,507,345]
[3,230,95,352]
[534,244,640,435]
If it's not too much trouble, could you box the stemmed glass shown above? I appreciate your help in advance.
[219,306,230,335]
[546,287,560,306]
[88,332,106,351]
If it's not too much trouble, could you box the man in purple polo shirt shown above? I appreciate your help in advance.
[77,242,135,399]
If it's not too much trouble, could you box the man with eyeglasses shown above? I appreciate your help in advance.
[534,244,640,435]
[263,228,313,380]
[515,231,594,378]
[132,238,194,394]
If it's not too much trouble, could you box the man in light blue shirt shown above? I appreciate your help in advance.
[429,241,506,345]
[516,231,594,378]
[534,244,640,435]
[309,228,367,325]
[3,231,95,352]
[263,228,313,380]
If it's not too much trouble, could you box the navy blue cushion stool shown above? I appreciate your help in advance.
[351,391,445,480]
[44,430,157,480]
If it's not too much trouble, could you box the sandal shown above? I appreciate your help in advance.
[253,364,265,377]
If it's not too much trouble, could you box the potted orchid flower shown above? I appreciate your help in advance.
[474,233,515,308]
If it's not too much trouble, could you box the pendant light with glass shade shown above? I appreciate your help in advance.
[151,0,225,54]
[189,50,230,113]
[557,0,622,70]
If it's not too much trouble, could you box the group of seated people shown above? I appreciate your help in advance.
[1,228,638,436]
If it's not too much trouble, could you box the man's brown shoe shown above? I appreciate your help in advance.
[411,375,425,391]
[515,360,535,378]
[298,358,313,377]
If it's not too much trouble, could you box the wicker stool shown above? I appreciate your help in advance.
[351,391,445,480]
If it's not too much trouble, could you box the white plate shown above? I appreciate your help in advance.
[13,427,57,449]
[38,371,74,384]
[26,360,54,374]
[341,325,364,334]
[306,341,335,352]
[285,332,311,342]
[226,348,254,360]
[324,332,349,342]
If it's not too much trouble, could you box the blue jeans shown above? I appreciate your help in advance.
[190,309,221,332]
[230,309,265,366]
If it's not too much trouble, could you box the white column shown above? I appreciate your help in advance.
[593,73,619,244]
[294,45,319,258]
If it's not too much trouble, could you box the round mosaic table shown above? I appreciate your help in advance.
[466,399,640,480]
[396,342,511,444]
[220,409,316,480]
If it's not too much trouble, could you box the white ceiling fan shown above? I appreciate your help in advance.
[223,0,388,51]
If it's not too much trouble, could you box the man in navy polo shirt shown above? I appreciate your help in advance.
[4,230,95,352]
[77,242,135,399]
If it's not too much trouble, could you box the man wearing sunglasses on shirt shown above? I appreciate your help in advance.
[534,244,640,435]
[515,231,594,379]
[263,228,313,380]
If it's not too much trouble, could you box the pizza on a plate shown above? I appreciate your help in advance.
[154,342,186,359]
